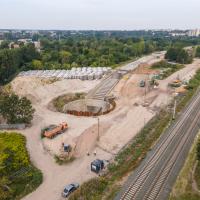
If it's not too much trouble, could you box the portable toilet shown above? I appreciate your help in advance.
[91,159,104,173]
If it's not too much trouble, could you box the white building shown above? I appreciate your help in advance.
[187,29,200,37]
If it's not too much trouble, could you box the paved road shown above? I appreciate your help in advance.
[115,89,200,200]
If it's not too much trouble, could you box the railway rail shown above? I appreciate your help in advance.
[115,90,200,200]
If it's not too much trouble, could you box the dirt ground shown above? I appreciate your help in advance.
[9,58,200,200]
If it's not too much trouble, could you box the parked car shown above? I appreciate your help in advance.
[62,183,79,198]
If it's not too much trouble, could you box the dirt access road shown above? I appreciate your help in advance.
[12,78,112,200]
[10,56,200,200]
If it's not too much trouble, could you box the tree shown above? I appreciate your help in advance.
[165,47,193,64]
[59,50,72,65]
[0,41,9,49]
[0,93,35,124]
[31,60,43,70]
[165,47,179,61]
[19,43,40,65]
[0,49,19,84]
[32,34,40,42]
[177,49,193,64]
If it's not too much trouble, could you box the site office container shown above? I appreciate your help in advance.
[91,159,104,173]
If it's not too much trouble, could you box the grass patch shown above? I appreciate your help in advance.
[53,92,85,112]
[151,60,184,79]
[0,132,42,200]
[103,184,122,200]
[169,133,200,200]
[194,162,200,191]
[69,69,200,200]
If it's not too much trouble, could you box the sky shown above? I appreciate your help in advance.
[0,0,199,30]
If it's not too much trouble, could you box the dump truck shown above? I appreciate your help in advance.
[169,79,182,87]
[42,122,68,139]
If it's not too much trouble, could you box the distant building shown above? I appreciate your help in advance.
[18,38,32,44]
[171,33,187,37]
[33,41,41,52]
[9,42,20,49]
[187,29,200,37]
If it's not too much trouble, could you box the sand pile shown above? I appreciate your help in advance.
[11,77,100,105]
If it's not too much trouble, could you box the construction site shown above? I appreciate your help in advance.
[9,51,200,200]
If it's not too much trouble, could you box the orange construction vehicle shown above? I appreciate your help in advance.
[42,122,68,139]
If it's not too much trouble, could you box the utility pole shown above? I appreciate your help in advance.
[97,117,100,141]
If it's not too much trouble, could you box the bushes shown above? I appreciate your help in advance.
[151,61,183,78]
[53,93,85,112]
[0,132,42,200]
[54,155,75,165]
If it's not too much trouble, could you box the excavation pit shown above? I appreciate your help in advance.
[63,99,116,116]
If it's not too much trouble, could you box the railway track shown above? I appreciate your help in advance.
[116,90,200,200]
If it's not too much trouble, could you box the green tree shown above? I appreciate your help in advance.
[0,94,35,124]
[177,49,193,64]
[165,47,179,61]
[0,41,9,49]
[165,47,193,64]
[32,34,40,42]
[0,49,19,84]
[31,59,43,70]
[59,50,72,65]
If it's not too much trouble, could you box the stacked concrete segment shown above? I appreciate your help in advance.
[18,67,112,80]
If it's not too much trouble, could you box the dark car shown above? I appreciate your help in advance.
[62,183,79,198]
